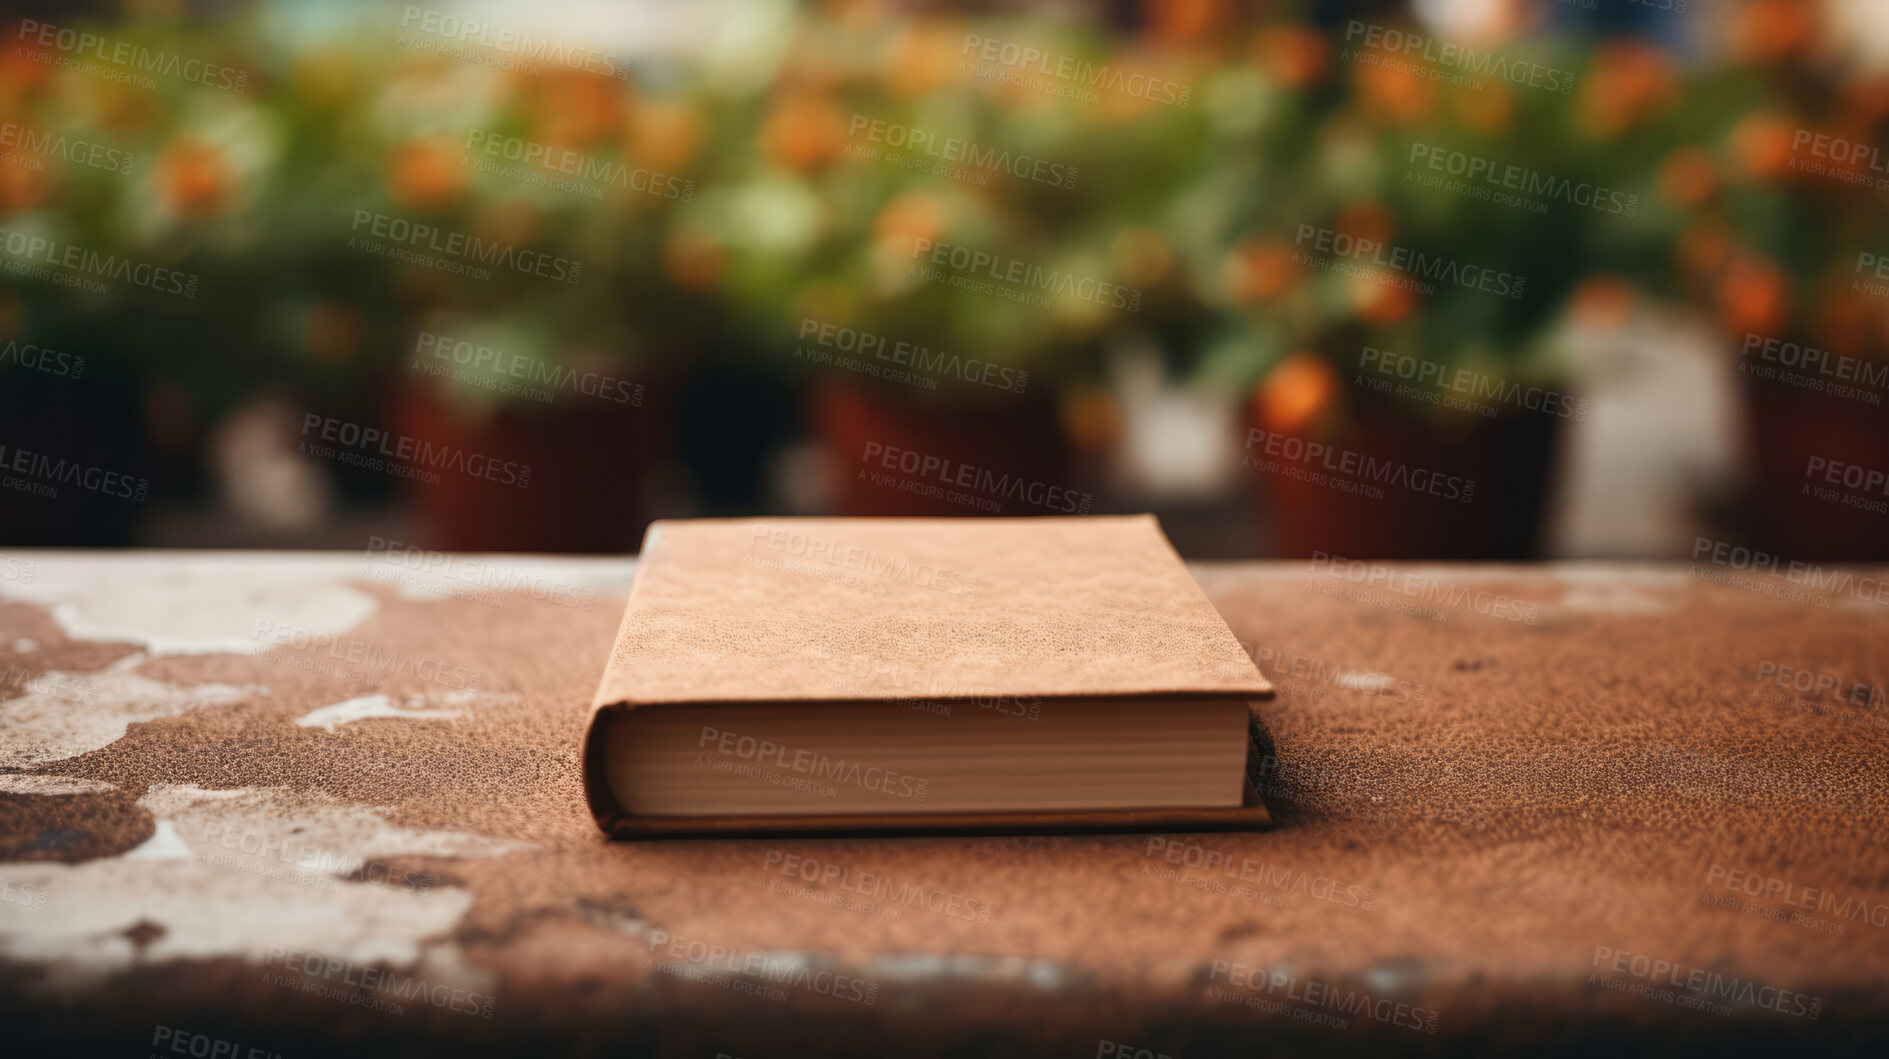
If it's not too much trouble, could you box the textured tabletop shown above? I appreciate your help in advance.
[2,551,1886,1056]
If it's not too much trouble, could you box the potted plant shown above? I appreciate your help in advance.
[1190,17,1644,558]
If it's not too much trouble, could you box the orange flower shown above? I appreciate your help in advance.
[1254,352,1339,435]
[1569,274,1634,332]
[663,229,726,291]
[1658,146,1718,206]
[1354,52,1437,125]
[1351,276,1415,326]
[0,157,49,213]
[1335,200,1395,248]
[1253,26,1329,89]
[629,98,703,174]
[534,71,626,146]
[1454,81,1514,136]
[1729,112,1797,181]
[1733,0,1816,64]
[389,138,463,211]
[158,138,231,219]
[1146,0,1234,46]
[1112,226,1174,289]
[872,192,944,246]
[1578,40,1677,138]
[1716,255,1789,337]
[1225,240,1297,303]
[881,21,962,100]
[761,92,848,172]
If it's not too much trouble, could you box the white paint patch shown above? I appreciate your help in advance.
[0,655,267,769]
[13,639,36,653]
[136,783,530,871]
[123,820,193,862]
[0,774,116,795]
[296,694,465,733]
[0,783,526,992]
[357,553,635,607]
[1333,670,1396,694]
[0,554,378,656]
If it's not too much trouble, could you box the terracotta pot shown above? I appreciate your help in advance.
[1741,371,1889,561]
[390,377,666,553]
[812,378,1074,517]
[1246,403,1562,560]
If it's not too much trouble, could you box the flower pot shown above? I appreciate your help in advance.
[1740,371,1889,561]
[812,377,1075,518]
[390,376,666,553]
[1246,401,1562,560]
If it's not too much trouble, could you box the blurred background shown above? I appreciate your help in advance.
[0,0,1885,560]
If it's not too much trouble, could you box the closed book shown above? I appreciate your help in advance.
[581,515,1274,837]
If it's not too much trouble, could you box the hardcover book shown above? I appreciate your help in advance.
[581,516,1274,837]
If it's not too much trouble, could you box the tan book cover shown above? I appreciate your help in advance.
[582,515,1274,837]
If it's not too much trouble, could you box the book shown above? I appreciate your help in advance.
[581,516,1274,837]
